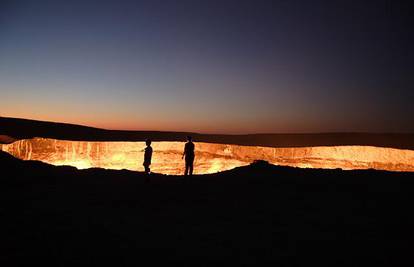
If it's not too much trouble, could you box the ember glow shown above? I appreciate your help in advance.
[1,138,414,174]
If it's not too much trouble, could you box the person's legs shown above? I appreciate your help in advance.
[184,162,189,175]
[143,163,150,183]
[189,159,193,175]
[185,157,194,176]
[189,163,193,175]
[144,163,150,174]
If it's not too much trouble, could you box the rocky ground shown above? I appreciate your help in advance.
[1,151,414,266]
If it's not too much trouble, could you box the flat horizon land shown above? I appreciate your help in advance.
[2,116,414,149]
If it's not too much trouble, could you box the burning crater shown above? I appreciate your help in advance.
[1,138,414,174]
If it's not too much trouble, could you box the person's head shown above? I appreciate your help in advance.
[146,139,152,146]
[187,136,192,142]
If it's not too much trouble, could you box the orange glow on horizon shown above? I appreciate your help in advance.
[1,110,329,134]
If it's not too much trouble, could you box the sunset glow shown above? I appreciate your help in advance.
[1,1,413,133]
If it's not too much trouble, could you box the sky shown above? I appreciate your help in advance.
[1,0,413,133]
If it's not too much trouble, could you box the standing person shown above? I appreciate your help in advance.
[143,139,153,175]
[182,136,195,175]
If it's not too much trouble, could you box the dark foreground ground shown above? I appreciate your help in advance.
[1,151,414,266]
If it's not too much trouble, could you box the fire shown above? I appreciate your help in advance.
[1,138,414,174]
[53,159,92,169]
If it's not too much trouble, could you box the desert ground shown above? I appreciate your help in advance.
[2,117,414,265]
[2,151,414,265]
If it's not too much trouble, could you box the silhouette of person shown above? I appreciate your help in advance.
[182,136,195,175]
[143,139,152,175]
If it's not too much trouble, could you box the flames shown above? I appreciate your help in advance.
[2,138,414,174]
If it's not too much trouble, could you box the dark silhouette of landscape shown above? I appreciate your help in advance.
[2,116,414,149]
[1,150,413,265]
[2,117,414,265]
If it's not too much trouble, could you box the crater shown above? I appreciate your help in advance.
[2,138,414,174]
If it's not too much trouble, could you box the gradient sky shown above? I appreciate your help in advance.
[1,0,413,133]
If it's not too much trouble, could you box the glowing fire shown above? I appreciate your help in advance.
[1,138,414,174]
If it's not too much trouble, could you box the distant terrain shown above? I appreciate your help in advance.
[1,151,413,265]
[0,135,15,144]
[1,116,414,149]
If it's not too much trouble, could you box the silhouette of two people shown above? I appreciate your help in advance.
[142,136,195,176]
[182,136,195,176]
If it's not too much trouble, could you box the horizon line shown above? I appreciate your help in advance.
[2,116,414,136]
